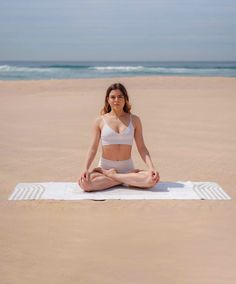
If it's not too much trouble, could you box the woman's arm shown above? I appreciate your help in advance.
[134,115,157,171]
[80,117,101,179]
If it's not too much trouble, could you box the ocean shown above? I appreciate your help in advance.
[0,61,236,80]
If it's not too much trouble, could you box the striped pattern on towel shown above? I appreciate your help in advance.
[8,181,231,201]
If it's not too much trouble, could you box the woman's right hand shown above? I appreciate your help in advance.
[80,170,89,182]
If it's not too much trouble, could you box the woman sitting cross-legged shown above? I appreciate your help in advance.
[78,83,160,192]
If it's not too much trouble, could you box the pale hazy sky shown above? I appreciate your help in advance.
[0,0,236,61]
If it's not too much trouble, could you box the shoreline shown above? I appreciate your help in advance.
[1,74,236,82]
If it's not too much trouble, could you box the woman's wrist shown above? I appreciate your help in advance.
[149,167,155,170]
[147,163,155,170]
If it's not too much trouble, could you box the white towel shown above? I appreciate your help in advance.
[9,181,231,200]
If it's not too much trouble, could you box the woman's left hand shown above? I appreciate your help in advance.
[150,169,160,182]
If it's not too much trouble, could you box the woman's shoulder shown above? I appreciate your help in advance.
[131,113,141,125]
[94,115,107,128]
[131,113,140,120]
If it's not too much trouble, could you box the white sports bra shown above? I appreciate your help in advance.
[101,115,134,146]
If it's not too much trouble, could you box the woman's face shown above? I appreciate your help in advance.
[107,89,125,111]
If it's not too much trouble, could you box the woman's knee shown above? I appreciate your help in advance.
[79,175,95,192]
[82,184,93,192]
[145,171,159,189]
[79,172,107,192]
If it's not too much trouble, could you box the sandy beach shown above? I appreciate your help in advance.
[1,76,236,284]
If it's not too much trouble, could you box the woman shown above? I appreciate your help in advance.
[78,83,160,192]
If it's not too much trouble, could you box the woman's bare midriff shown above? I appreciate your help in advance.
[102,144,132,161]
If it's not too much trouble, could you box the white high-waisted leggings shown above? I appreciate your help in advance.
[98,157,135,173]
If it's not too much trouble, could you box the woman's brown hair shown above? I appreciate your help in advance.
[100,83,131,115]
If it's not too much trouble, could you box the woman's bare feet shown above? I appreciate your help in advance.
[93,167,103,173]
[93,167,117,178]
[103,168,117,178]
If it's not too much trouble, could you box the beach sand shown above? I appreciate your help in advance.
[0,76,236,284]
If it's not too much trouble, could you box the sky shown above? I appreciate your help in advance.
[0,0,236,61]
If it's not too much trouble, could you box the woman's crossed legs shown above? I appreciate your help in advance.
[79,168,160,192]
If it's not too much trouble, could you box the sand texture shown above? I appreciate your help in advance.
[0,76,236,284]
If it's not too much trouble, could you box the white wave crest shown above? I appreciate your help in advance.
[90,66,144,71]
[0,65,52,73]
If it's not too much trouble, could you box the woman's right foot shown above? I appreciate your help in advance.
[93,167,103,173]
[96,168,117,178]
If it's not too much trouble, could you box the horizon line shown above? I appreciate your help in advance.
[1,59,236,63]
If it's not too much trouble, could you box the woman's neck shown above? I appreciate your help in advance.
[110,109,125,118]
